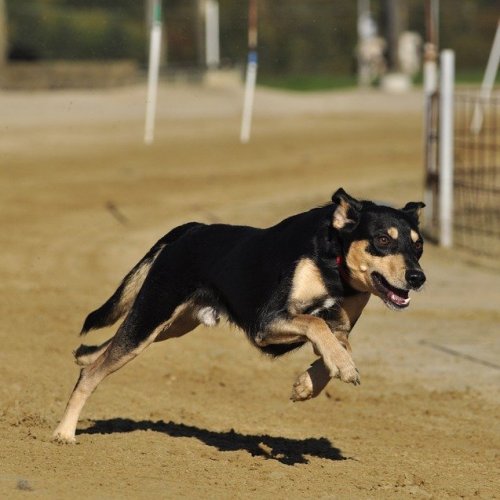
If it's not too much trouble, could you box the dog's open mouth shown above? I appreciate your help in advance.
[371,272,410,309]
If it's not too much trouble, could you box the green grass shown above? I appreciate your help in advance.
[258,74,357,92]
[455,70,499,85]
[413,70,498,86]
[259,70,498,92]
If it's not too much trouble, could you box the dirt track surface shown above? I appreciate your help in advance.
[0,84,499,499]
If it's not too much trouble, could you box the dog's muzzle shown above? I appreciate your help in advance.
[405,269,426,290]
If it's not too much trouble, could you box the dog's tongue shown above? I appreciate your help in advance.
[388,290,410,306]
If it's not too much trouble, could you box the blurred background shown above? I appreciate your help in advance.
[0,0,498,88]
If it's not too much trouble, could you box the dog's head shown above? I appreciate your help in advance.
[332,188,426,310]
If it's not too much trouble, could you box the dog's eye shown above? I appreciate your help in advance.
[414,240,423,251]
[376,235,391,247]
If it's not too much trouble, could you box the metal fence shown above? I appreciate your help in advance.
[453,91,500,256]
[424,89,500,257]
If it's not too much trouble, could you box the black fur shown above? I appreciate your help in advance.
[80,189,425,357]
[55,189,428,444]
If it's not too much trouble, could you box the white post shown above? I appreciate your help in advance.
[422,0,439,235]
[144,0,162,145]
[471,20,500,134]
[357,0,373,87]
[423,54,438,226]
[205,0,220,69]
[240,0,258,144]
[439,49,455,248]
[423,59,438,96]
[240,53,258,144]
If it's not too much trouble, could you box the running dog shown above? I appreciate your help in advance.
[53,188,426,443]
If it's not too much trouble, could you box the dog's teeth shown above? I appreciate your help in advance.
[388,291,411,306]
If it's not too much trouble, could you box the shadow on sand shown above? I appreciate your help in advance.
[78,418,348,465]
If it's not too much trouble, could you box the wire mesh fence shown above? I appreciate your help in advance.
[454,90,500,256]
[424,88,500,257]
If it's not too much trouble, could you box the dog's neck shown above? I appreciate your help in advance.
[335,255,351,285]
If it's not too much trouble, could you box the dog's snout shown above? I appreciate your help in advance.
[405,269,426,289]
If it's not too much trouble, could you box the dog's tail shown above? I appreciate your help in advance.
[79,222,200,336]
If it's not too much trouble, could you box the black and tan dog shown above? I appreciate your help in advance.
[53,188,426,443]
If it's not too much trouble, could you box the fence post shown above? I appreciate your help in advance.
[470,20,500,134]
[144,0,162,145]
[422,0,439,238]
[439,49,455,248]
[205,0,220,69]
[422,55,438,237]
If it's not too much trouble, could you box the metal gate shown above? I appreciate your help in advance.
[424,89,500,257]
[454,91,500,256]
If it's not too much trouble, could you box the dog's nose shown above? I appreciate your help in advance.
[405,269,426,289]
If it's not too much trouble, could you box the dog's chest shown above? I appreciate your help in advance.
[287,258,336,316]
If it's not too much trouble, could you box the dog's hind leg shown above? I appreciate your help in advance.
[73,338,113,366]
[53,327,156,443]
[73,300,203,368]
[53,300,197,444]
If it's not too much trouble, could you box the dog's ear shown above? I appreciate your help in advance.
[401,201,425,225]
[331,188,362,232]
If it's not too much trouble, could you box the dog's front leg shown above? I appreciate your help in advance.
[290,331,353,402]
[256,314,359,386]
[291,358,331,401]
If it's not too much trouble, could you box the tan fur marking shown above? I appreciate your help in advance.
[119,263,151,314]
[154,302,200,342]
[332,199,354,229]
[410,229,419,242]
[289,258,328,313]
[335,293,371,332]
[388,227,399,239]
[256,315,359,384]
[74,338,112,366]
[118,246,164,316]
[346,240,407,292]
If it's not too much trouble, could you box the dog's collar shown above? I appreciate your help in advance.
[336,255,351,285]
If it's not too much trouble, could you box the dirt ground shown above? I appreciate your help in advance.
[0,84,499,499]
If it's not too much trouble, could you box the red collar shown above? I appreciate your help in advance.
[336,255,351,285]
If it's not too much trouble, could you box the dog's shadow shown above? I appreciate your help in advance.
[78,418,348,465]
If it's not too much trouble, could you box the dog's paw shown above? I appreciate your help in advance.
[290,372,314,402]
[52,431,76,445]
[323,352,360,386]
[338,364,360,386]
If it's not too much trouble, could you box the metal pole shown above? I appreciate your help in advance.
[240,0,258,144]
[144,0,162,145]
[357,0,371,87]
[439,50,455,248]
[423,0,439,236]
[471,19,500,134]
[205,0,220,69]
[423,0,439,95]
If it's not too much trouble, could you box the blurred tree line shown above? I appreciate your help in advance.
[3,0,499,78]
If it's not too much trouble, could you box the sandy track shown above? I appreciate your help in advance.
[0,84,499,499]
